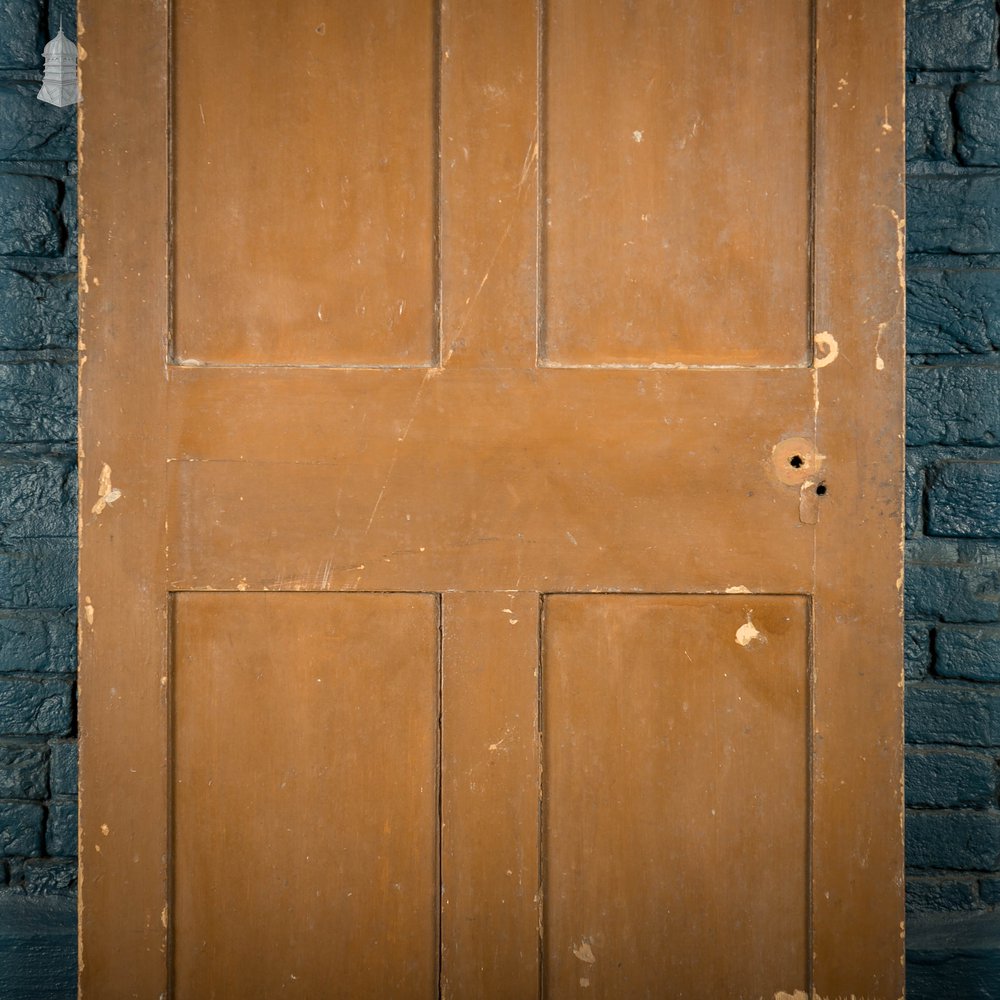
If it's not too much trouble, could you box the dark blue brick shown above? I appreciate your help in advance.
[0,0,44,70]
[907,0,998,71]
[47,0,75,42]
[0,363,75,444]
[0,460,75,542]
[907,911,1000,999]
[0,270,77,351]
[906,683,1000,746]
[982,877,1000,904]
[908,458,926,537]
[908,623,934,680]
[956,83,1000,166]
[909,85,955,163]
[907,749,996,807]
[0,800,42,857]
[907,876,979,911]
[0,616,73,674]
[907,810,1000,870]
[23,858,75,894]
[0,542,76,609]
[44,617,73,673]
[0,84,75,161]
[62,169,76,256]
[907,366,1000,446]
[0,893,77,997]
[0,617,47,673]
[0,174,61,257]
[908,269,1000,355]
[44,797,74,857]
[937,626,1000,682]
[906,563,1000,623]
[909,175,1000,255]
[928,462,1000,538]
[0,676,71,736]
[48,741,74,796]
[0,744,45,799]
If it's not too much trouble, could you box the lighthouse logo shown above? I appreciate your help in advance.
[37,21,80,108]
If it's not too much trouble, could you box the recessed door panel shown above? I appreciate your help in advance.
[171,593,440,999]
[543,594,809,997]
[172,1,438,367]
[543,0,812,367]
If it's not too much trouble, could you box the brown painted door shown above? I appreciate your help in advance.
[78,2,905,997]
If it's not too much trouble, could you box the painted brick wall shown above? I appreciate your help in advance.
[2,0,1000,996]
[0,0,78,996]
[906,0,1000,995]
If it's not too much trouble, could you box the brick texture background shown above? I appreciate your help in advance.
[0,0,78,936]
[2,0,1000,995]
[906,0,1000,927]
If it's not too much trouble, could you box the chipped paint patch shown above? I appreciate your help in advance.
[725,585,751,594]
[773,992,808,1000]
[814,331,839,368]
[83,597,94,626]
[161,905,168,929]
[91,463,122,514]
[736,614,766,648]
[572,940,596,964]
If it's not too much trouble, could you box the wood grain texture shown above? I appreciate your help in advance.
[542,595,809,998]
[440,0,539,369]
[77,0,171,993]
[166,367,817,595]
[171,593,439,999]
[172,0,438,366]
[79,0,905,994]
[810,1,906,996]
[440,592,540,998]
[543,0,812,367]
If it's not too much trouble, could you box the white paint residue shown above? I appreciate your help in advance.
[632,130,644,143]
[813,331,839,369]
[83,597,94,626]
[725,585,751,594]
[736,614,766,648]
[90,463,122,515]
[572,941,596,964]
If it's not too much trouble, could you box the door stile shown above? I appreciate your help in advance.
[78,1,172,996]
[440,592,542,998]
[811,1,905,995]
[440,0,540,372]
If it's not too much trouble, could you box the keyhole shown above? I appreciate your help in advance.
[789,455,804,468]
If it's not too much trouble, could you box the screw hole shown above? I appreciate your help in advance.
[789,455,804,468]
[816,483,827,496]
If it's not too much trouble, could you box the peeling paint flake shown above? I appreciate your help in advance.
[813,331,839,369]
[91,463,122,515]
[736,613,766,648]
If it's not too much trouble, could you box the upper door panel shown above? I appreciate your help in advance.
[172,1,438,367]
[542,0,813,367]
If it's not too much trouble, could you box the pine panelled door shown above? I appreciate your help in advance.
[77,1,905,997]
